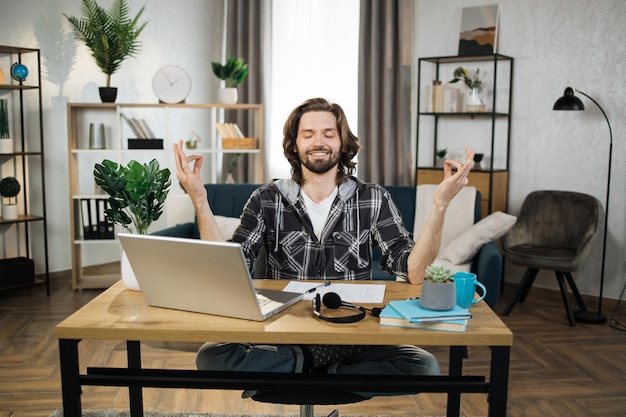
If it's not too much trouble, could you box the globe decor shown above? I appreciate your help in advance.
[10,63,28,82]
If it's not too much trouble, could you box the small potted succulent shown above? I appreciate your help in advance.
[211,56,248,104]
[0,176,21,220]
[420,264,456,311]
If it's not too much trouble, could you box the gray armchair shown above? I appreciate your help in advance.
[502,190,599,326]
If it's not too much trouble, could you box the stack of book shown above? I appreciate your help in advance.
[121,113,163,149]
[379,298,471,332]
[216,122,257,149]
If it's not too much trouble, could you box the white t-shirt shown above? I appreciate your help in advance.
[301,187,338,238]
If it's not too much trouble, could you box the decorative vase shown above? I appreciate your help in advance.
[420,279,456,311]
[0,138,13,154]
[121,250,141,291]
[1,204,18,220]
[465,87,486,112]
[99,87,118,103]
[225,173,235,184]
[218,87,238,104]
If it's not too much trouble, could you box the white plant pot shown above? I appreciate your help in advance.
[0,138,14,154]
[121,250,141,291]
[1,204,18,220]
[218,87,238,104]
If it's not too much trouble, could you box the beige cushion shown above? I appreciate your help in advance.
[214,215,241,239]
[439,211,517,265]
[413,185,477,252]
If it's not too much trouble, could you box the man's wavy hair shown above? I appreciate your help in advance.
[282,98,360,185]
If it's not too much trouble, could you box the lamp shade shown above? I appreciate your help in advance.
[553,87,585,110]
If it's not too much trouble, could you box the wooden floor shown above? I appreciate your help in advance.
[1,272,625,417]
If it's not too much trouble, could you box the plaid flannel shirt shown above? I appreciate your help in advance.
[230,177,414,280]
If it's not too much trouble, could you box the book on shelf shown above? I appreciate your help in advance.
[379,304,468,332]
[387,298,472,323]
[121,113,157,139]
[216,122,245,138]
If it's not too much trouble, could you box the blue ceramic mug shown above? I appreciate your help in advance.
[454,272,487,308]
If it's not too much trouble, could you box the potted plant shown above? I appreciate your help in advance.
[94,159,171,290]
[64,0,148,103]
[0,99,13,154]
[420,264,456,311]
[0,176,21,220]
[449,66,485,112]
[435,148,447,167]
[211,56,248,104]
[225,152,241,183]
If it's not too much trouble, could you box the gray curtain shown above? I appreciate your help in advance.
[358,0,414,185]
[223,0,264,183]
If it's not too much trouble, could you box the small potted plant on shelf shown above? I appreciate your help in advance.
[449,66,485,112]
[64,0,148,103]
[0,99,13,154]
[225,152,241,183]
[93,159,171,290]
[420,263,456,311]
[211,56,248,104]
[435,148,447,167]
[0,176,21,220]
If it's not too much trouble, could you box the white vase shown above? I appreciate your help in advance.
[218,87,238,104]
[465,87,486,112]
[121,250,141,291]
[1,204,18,220]
[0,138,13,154]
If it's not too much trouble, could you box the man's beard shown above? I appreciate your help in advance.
[301,149,340,174]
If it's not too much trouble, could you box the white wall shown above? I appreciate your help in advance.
[415,0,626,300]
[0,0,225,273]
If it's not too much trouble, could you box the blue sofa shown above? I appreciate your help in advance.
[154,183,502,307]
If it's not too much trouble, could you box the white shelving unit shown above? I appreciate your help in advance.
[67,102,263,289]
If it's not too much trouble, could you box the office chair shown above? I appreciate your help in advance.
[502,190,599,326]
[251,391,367,417]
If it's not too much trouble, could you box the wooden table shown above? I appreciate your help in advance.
[56,280,513,417]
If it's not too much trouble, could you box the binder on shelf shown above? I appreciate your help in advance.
[379,304,468,332]
[80,198,115,240]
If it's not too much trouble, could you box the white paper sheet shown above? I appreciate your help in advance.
[283,281,386,303]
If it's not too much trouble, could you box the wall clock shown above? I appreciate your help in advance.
[152,65,192,104]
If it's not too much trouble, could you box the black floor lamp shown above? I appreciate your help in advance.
[553,87,612,324]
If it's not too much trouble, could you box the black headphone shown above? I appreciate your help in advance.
[312,292,383,324]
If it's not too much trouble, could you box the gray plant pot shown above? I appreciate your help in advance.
[420,279,456,311]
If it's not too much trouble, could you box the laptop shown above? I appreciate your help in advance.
[118,233,303,321]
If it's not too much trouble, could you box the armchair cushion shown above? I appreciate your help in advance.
[439,211,517,265]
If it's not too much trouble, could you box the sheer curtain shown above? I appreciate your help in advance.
[358,0,414,185]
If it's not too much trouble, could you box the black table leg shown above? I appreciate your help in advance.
[488,346,510,417]
[127,341,144,417]
[59,339,82,417]
[446,346,467,417]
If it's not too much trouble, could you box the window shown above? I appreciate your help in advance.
[268,0,360,179]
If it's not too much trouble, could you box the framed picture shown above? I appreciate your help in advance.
[458,5,499,56]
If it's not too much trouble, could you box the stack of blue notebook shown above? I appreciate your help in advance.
[379,298,471,332]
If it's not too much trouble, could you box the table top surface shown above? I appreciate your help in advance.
[56,280,512,346]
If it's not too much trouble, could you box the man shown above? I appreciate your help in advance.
[174,97,474,390]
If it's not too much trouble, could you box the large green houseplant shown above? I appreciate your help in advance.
[211,56,248,104]
[64,0,148,102]
[93,159,171,235]
[94,159,170,291]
